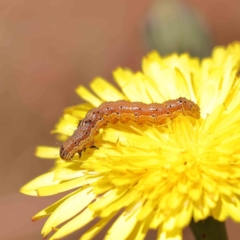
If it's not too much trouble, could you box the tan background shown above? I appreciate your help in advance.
[0,0,240,239]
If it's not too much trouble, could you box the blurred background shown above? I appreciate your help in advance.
[0,0,240,239]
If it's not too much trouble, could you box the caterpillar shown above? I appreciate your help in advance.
[60,97,200,160]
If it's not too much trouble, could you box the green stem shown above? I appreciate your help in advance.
[190,217,228,240]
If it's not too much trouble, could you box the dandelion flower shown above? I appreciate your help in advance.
[20,42,240,240]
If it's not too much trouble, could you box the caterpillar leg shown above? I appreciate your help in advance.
[90,145,98,149]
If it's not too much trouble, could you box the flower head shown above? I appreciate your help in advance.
[20,42,240,240]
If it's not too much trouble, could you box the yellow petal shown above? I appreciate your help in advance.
[90,77,124,101]
[35,146,59,159]
[80,212,117,240]
[20,172,59,196]
[75,85,101,107]
[158,226,182,240]
[37,176,99,196]
[32,190,77,221]
[49,207,95,240]
[42,187,95,237]
[105,207,140,240]
[126,213,154,240]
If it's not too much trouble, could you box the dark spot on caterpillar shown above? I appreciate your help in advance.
[60,98,200,160]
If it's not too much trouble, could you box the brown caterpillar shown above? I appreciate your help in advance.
[60,97,200,160]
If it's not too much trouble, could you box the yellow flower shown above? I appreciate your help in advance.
[20,42,240,240]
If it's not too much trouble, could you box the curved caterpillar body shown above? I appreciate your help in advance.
[60,97,200,160]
